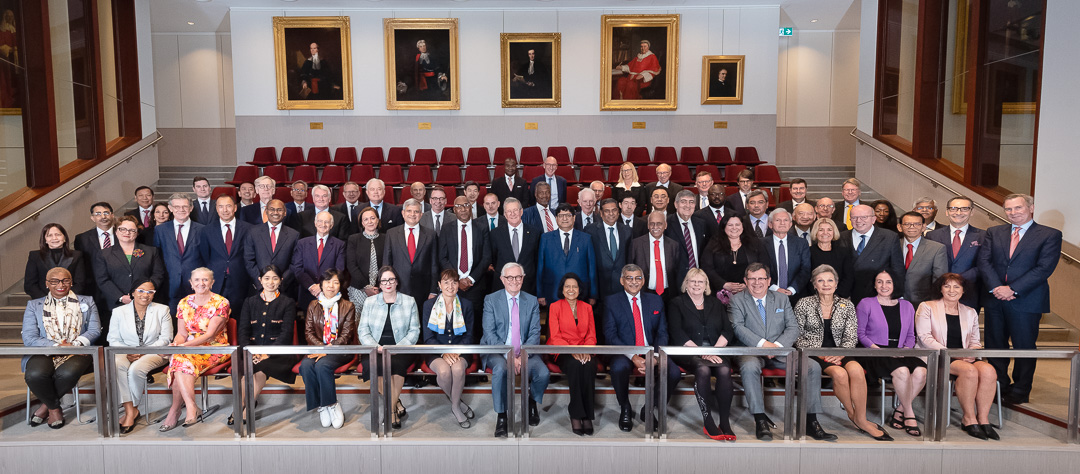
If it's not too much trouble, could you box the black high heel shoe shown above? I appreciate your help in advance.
[962,424,988,440]
[980,424,999,440]
[856,423,894,441]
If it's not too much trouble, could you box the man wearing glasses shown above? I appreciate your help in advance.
[74,201,118,313]
[239,176,282,225]
[913,197,941,234]
[723,169,755,217]
[838,204,905,303]
[154,193,205,311]
[926,196,985,310]
[896,211,947,310]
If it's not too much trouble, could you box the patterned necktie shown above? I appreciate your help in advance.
[460,224,469,273]
[102,231,111,249]
[224,223,233,255]
[510,296,521,356]
[631,296,645,346]
[512,228,520,260]
[757,299,767,328]
[176,224,185,255]
[543,209,554,232]
[682,222,696,268]
[407,228,417,263]
[716,209,722,224]
[778,239,788,288]
[856,234,866,256]
[952,229,962,258]
[584,215,591,227]
[653,239,664,295]
[845,204,853,230]
[368,238,378,285]
[608,226,618,260]
[143,210,151,228]
[563,232,570,255]
[490,217,496,230]
[1009,226,1021,258]
[754,219,764,238]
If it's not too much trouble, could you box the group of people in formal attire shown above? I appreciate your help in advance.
[20,162,1061,441]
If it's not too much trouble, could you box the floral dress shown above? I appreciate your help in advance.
[167,293,230,386]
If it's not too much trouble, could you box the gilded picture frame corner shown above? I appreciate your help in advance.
[500,32,562,109]
[272,16,354,111]
[384,18,461,111]
[600,14,680,111]
[700,55,745,105]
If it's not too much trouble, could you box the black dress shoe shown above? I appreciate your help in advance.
[755,419,773,441]
[962,424,988,440]
[494,413,508,438]
[528,400,540,426]
[583,419,594,436]
[1003,392,1029,405]
[638,406,658,430]
[618,406,634,432]
[806,420,838,441]
[980,424,1000,440]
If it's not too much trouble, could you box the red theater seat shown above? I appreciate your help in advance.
[695,165,721,182]
[572,147,598,166]
[435,166,461,185]
[578,166,604,184]
[493,147,516,163]
[332,147,358,165]
[211,186,236,202]
[440,147,465,166]
[519,146,544,165]
[380,165,404,186]
[466,147,491,165]
[412,148,438,166]
[225,166,258,186]
[670,164,692,184]
[464,166,491,184]
[734,146,766,166]
[522,166,543,183]
[319,165,347,186]
[637,165,657,183]
[546,146,571,165]
[349,165,375,184]
[307,147,331,165]
[263,165,289,184]
[386,147,411,165]
[626,147,651,164]
[249,147,277,166]
[753,165,786,186]
[653,146,678,164]
[291,165,318,184]
[707,146,734,165]
[273,187,291,202]
[555,166,576,183]
[723,164,748,184]
[359,147,384,166]
[680,147,705,164]
[405,166,433,185]
[599,147,624,165]
[279,147,304,165]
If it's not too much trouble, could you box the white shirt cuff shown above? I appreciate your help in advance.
[756,339,766,347]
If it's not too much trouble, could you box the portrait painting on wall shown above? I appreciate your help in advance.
[384,18,459,110]
[701,55,744,105]
[600,14,679,111]
[0,1,22,115]
[273,16,353,110]
[500,33,561,108]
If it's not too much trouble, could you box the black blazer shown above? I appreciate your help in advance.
[694,206,725,244]
[383,225,440,301]
[620,215,648,239]
[489,174,528,210]
[346,232,386,290]
[837,228,905,303]
[24,250,87,300]
[665,213,708,268]
[627,235,688,298]
[776,199,816,213]
[359,201,403,230]
[699,236,769,294]
[421,297,475,345]
[243,222,300,292]
[723,193,747,217]
[644,182,683,213]
[810,245,855,299]
[761,233,812,297]
[574,210,600,231]
[237,294,297,347]
[831,202,859,231]
[191,199,218,225]
[438,218,492,284]
[73,227,113,299]
[666,293,733,346]
[331,201,367,236]
[124,208,156,231]
[296,208,350,241]
[584,221,632,298]
[92,244,166,311]
[489,223,540,293]
[612,185,647,217]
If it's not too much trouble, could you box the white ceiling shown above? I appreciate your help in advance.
[150,0,858,34]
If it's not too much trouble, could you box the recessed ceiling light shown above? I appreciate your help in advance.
[187,21,195,25]
[810,19,819,23]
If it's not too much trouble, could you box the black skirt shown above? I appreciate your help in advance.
[360,354,414,380]
[863,355,927,380]
[252,354,300,384]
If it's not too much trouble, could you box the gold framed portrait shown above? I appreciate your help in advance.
[273,16,353,110]
[384,18,460,110]
[701,55,744,105]
[600,14,679,111]
[500,33,561,108]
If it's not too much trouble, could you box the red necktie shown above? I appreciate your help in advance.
[952,229,962,258]
[224,223,233,254]
[631,296,645,346]
[905,243,913,269]
[653,239,664,295]
[543,209,554,232]
[1009,226,1020,258]
[459,224,469,273]
[270,226,277,252]
[317,237,325,263]
[715,209,722,224]
[407,228,417,263]
[143,210,151,228]
[176,224,185,255]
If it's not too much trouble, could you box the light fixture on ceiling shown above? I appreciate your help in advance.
[810,19,819,23]
[187,21,195,25]
[195,0,211,3]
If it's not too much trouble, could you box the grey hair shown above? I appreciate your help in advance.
[500,262,525,278]
[402,198,423,211]
[168,192,192,206]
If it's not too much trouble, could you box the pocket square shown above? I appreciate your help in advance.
[653,311,659,315]
[775,308,784,313]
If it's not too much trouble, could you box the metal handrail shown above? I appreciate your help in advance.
[241,345,379,438]
[0,345,106,436]
[797,347,941,441]
[0,131,164,238]
[659,346,797,440]
[850,128,1080,266]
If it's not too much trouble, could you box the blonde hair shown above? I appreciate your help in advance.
[619,162,639,185]
[809,218,840,243]
[680,267,711,295]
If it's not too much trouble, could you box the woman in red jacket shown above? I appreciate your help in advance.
[546,273,597,436]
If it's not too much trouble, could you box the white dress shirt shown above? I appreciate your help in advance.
[949,224,970,245]
[456,220,475,282]
[852,225,875,250]
[97,227,116,248]
[625,291,648,345]
[219,218,237,244]
[677,216,699,264]
[647,235,666,291]
[403,224,420,247]
[768,234,796,294]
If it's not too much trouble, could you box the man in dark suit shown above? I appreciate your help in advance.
[837,204,905,303]
[618,194,647,238]
[692,171,714,211]
[529,156,567,208]
[239,176,287,225]
[628,211,688,304]
[190,176,217,225]
[359,178,403,230]
[744,190,771,239]
[124,186,157,230]
[489,156,527,211]
[439,196,492,326]
[666,190,707,271]
[815,197,837,225]
[522,182,557,233]
[284,180,309,216]
[331,181,365,235]
[489,197,540,294]
[603,264,681,432]
[643,164,683,214]
[154,193,206,311]
[536,204,598,306]
[926,196,984,309]
[290,211,346,311]
[978,194,1063,403]
[480,193,505,231]
[296,185,349,240]
[574,188,599,230]
[197,195,252,315]
[408,182,432,213]
[762,208,812,302]
[585,198,632,343]
[693,183,727,243]
[897,211,948,310]
[243,199,299,294]
[419,185,453,235]
[791,203,817,245]
[832,178,863,231]
[74,201,118,307]
[777,178,815,212]
[730,263,836,441]
[723,169,754,217]
[383,198,440,302]
[913,197,942,234]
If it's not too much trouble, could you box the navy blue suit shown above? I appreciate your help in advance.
[536,229,598,303]
[529,174,568,207]
[243,222,300,293]
[978,221,1062,397]
[197,219,253,315]
[521,204,553,234]
[290,235,346,310]
[191,199,218,225]
[926,225,985,309]
[602,291,680,409]
[154,220,205,311]
[762,233,812,301]
[239,202,296,225]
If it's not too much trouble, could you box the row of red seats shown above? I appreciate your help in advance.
[228,163,788,188]
[248,145,766,167]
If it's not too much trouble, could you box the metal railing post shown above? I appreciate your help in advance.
[1068,352,1080,444]
[520,347,530,438]
[244,348,257,438]
[658,349,669,438]
[795,349,807,440]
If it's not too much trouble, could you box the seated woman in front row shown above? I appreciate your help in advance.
[358,266,419,430]
[107,279,173,433]
[22,267,101,429]
[233,264,298,426]
[421,269,476,429]
[299,269,356,430]
[915,273,999,440]
[546,272,598,436]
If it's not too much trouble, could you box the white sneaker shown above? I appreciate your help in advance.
[318,406,331,428]
[330,403,344,429]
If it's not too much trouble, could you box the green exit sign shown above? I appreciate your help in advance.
[779,27,793,36]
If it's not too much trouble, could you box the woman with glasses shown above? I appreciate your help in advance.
[358,266,420,430]
[93,215,166,312]
[107,280,173,433]
[611,162,646,216]
[24,223,87,299]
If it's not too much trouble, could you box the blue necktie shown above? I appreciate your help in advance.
[490,217,496,230]
[778,239,788,289]
[757,299,767,328]
[856,234,867,256]
[608,226,618,260]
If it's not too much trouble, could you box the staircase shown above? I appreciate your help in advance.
[777,166,888,204]
[0,291,30,345]
[156,166,236,195]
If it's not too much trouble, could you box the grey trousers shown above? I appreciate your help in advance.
[114,354,168,407]
[737,355,822,415]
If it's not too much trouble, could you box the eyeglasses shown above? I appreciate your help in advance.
[46,279,73,285]
[900,222,924,228]
[92,211,113,217]
[454,204,469,209]
[817,204,835,209]
[135,289,157,294]
[255,184,274,189]
[623,276,644,282]
[502,275,524,282]
[915,206,936,211]
[116,227,138,234]
[947,206,972,212]
[850,215,874,221]
[379,278,397,284]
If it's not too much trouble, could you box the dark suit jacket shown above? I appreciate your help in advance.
[832,201,860,231]
[574,210,600,231]
[529,174,568,207]
[331,201,365,235]
[382,225,440,301]
[667,293,733,346]
[243,222,300,291]
[777,199,816,213]
[284,201,306,218]
[154,220,205,302]
[627,235,688,297]
[762,233,812,298]
[694,206,725,243]
[93,243,166,311]
[603,291,668,349]
[346,232,386,291]
[24,250,87,300]
[489,223,540,293]
[74,228,112,291]
[419,209,453,235]
[438,218,492,284]
[296,208,350,241]
[191,199,218,225]
[620,215,648,239]
[197,219,253,306]
[521,204,554,233]
[421,297,475,346]
[584,222,632,298]
[480,214,506,232]
[644,182,683,213]
[665,213,707,268]
[489,174,528,209]
[238,204,264,226]
[360,201,403,230]
[536,229,598,302]
[124,208,156,230]
[837,227,905,303]
[290,235,346,309]
[926,225,985,309]
[977,222,1062,314]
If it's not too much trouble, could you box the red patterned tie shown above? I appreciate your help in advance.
[653,239,664,295]
[543,209,554,232]
[459,224,469,273]
[905,243,913,269]
[317,237,324,264]
[952,229,961,258]
[176,224,185,255]
[102,231,111,249]
[407,228,417,263]
[270,226,277,252]
[143,210,151,228]
[632,296,645,346]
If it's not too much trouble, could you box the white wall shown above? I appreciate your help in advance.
[152,33,235,129]
[777,30,859,128]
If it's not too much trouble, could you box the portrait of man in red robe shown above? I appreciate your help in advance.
[613,39,661,100]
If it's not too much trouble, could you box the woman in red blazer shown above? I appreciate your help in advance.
[546,272,597,436]
[915,273,999,440]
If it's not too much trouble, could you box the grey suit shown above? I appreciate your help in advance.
[901,238,948,310]
[419,209,453,235]
[730,289,822,415]
[481,289,549,414]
